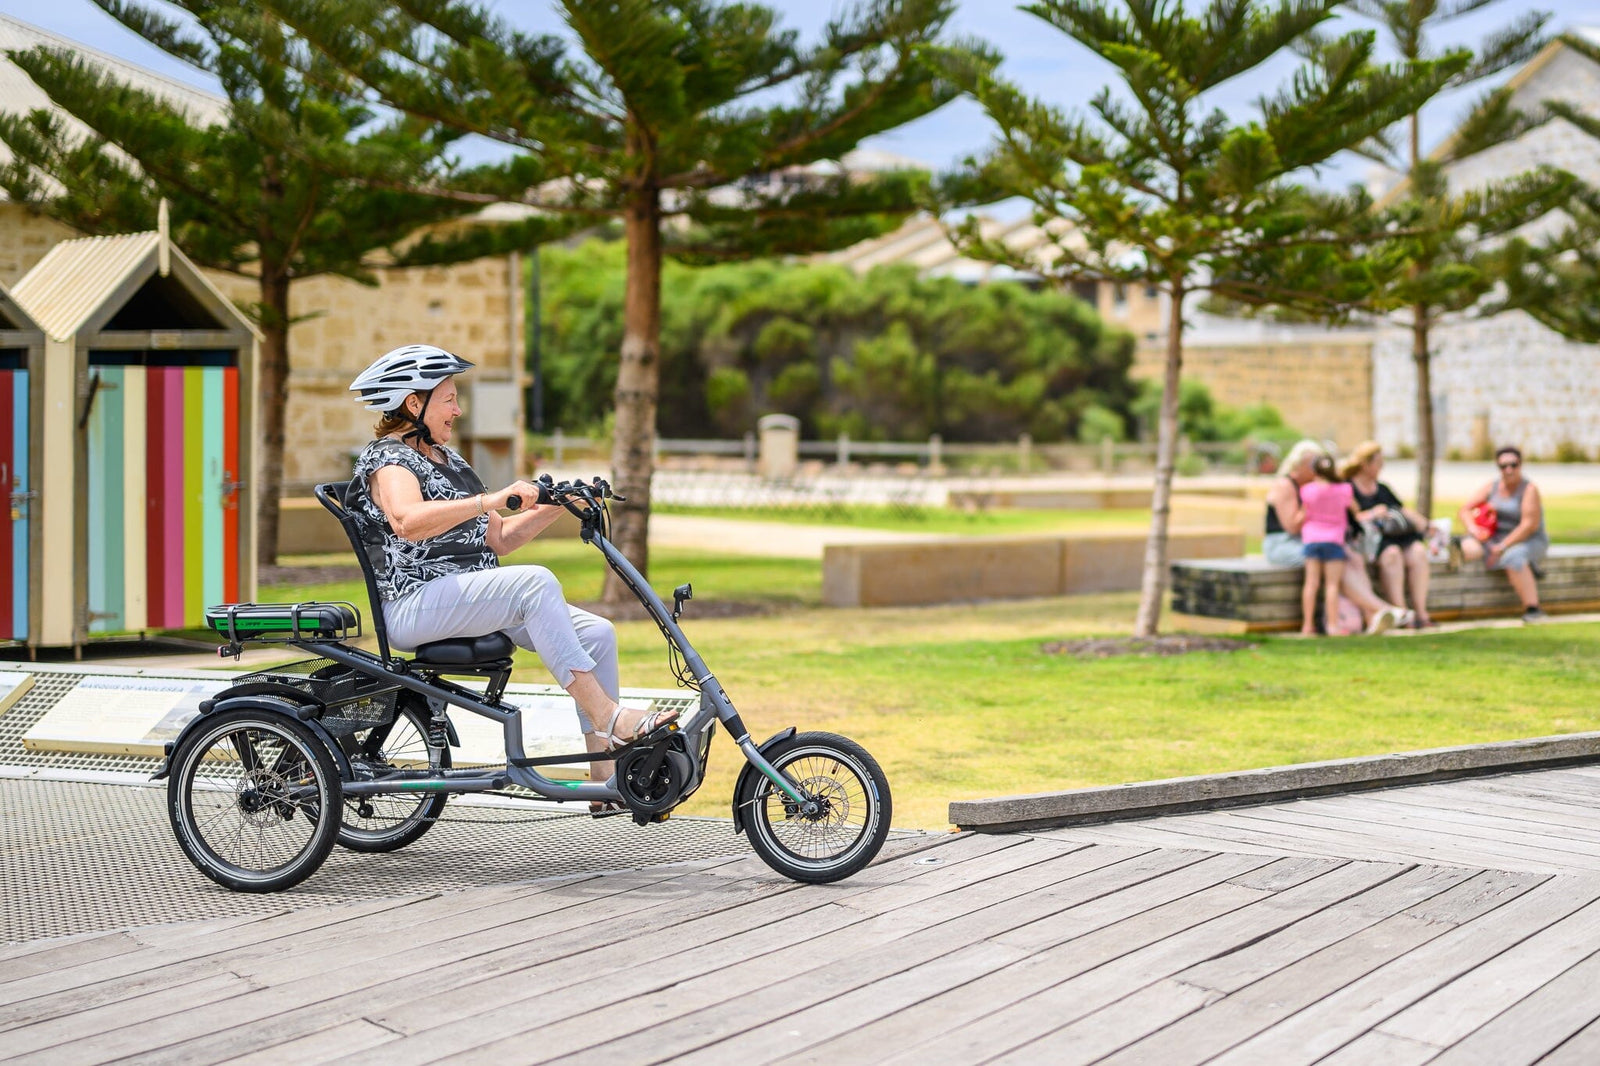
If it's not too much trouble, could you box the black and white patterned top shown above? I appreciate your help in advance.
[349,437,498,601]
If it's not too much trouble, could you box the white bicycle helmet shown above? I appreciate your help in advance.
[349,344,475,412]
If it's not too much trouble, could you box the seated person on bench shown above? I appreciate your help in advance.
[346,344,678,783]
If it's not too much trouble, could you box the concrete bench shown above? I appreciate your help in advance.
[1171,544,1600,632]
[823,526,1245,608]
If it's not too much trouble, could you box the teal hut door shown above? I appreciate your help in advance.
[0,352,29,640]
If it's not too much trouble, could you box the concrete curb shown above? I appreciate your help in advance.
[949,732,1600,833]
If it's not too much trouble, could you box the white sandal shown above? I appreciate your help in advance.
[593,704,681,752]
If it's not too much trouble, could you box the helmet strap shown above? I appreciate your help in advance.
[399,389,437,450]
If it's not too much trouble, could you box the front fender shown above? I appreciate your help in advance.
[151,694,352,782]
[731,727,797,835]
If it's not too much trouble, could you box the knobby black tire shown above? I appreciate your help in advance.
[167,709,342,893]
[337,702,449,853]
[738,731,891,884]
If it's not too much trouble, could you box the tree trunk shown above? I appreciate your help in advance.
[1406,112,1437,518]
[603,189,662,606]
[1412,306,1435,517]
[256,268,291,568]
[1134,281,1184,637]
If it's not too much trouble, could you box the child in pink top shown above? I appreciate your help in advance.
[1298,456,1357,635]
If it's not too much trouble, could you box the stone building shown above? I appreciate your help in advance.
[0,14,525,491]
[1364,30,1600,459]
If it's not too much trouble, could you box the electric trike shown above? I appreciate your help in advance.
[158,475,891,891]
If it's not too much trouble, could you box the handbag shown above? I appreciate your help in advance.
[1468,502,1498,541]
[1374,509,1413,537]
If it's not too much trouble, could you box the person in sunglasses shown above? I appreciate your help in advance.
[1458,445,1548,622]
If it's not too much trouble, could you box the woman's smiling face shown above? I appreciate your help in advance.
[407,376,463,445]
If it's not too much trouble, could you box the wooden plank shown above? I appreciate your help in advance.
[11,867,725,1061]
[0,970,255,1058]
[1374,895,1600,1050]
[1084,870,1536,1066]
[1315,1029,1441,1066]
[873,859,1404,1066]
[225,1018,398,1066]
[997,865,1478,1065]
[663,853,1292,1066]
[1532,1016,1600,1066]
[0,893,441,1017]
[328,844,1185,1066]
[1231,802,1600,872]
[1210,873,1600,1066]
[428,848,1261,1066]
[54,839,1023,1064]
[1290,793,1600,860]
[1427,948,1600,1065]
[783,856,1337,1066]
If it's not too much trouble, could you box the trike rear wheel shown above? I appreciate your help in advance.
[738,731,891,884]
[337,702,449,853]
[167,709,341,892]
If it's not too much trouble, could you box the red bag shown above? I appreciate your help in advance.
[1468,502,1498,541]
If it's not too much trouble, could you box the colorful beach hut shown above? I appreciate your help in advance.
[11,227,258,650]
[0,284,43,645]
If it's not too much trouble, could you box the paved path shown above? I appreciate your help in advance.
[8,766,1600,1062]
[648,513,953,559]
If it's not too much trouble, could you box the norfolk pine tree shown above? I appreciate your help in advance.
[936,0,1465,636]
[1322,0,1567,515]
[0,1,563,564]
[264,0,972,601]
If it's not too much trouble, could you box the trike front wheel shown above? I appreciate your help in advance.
[167,709,342,892]
[738,731,891,884]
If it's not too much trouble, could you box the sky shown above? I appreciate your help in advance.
[2,0,1597,197]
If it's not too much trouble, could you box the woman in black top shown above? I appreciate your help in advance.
[1340,441,1434,628]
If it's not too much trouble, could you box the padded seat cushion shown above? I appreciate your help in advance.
[412,631,515,666]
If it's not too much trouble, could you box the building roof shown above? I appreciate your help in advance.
[12,229,255,342]
[0,278,42,336]
[0,14,226,192]
[1372,26,1600,207]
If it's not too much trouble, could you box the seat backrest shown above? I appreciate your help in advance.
[313,481,392,662]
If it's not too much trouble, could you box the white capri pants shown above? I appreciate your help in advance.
[382,566,618,719]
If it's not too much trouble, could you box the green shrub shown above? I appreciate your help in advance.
[531,239,1137,441]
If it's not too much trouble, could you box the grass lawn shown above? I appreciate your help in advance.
[260,540,1600,828]
[259,490,1600,830]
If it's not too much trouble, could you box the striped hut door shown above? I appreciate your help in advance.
[92,351,238,632]
[86,365,128,632]
[0,354,28,640]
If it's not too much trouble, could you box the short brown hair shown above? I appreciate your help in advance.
[373,391,425,437]
[1495,444,1523,463]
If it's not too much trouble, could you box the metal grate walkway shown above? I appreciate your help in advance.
[0,777,754,944]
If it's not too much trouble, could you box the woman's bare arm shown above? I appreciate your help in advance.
[1268,480,1305,535]
[371,466,536,542]
[1496,483,1542,550]
[485,505,567,556]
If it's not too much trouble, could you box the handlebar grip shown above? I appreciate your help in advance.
[506,494,522,510]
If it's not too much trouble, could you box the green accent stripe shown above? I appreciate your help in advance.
[201,368,223,610]
[184,366,204,626]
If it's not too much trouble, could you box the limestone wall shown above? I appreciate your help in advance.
[1132,339,1374,449]
[0,203,75,285]
[1372,312,1600,459]
[207,256,523,486]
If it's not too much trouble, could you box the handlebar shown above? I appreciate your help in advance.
[503,474,624,514]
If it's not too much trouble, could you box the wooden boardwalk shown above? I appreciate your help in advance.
[6,768,1600,1063]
